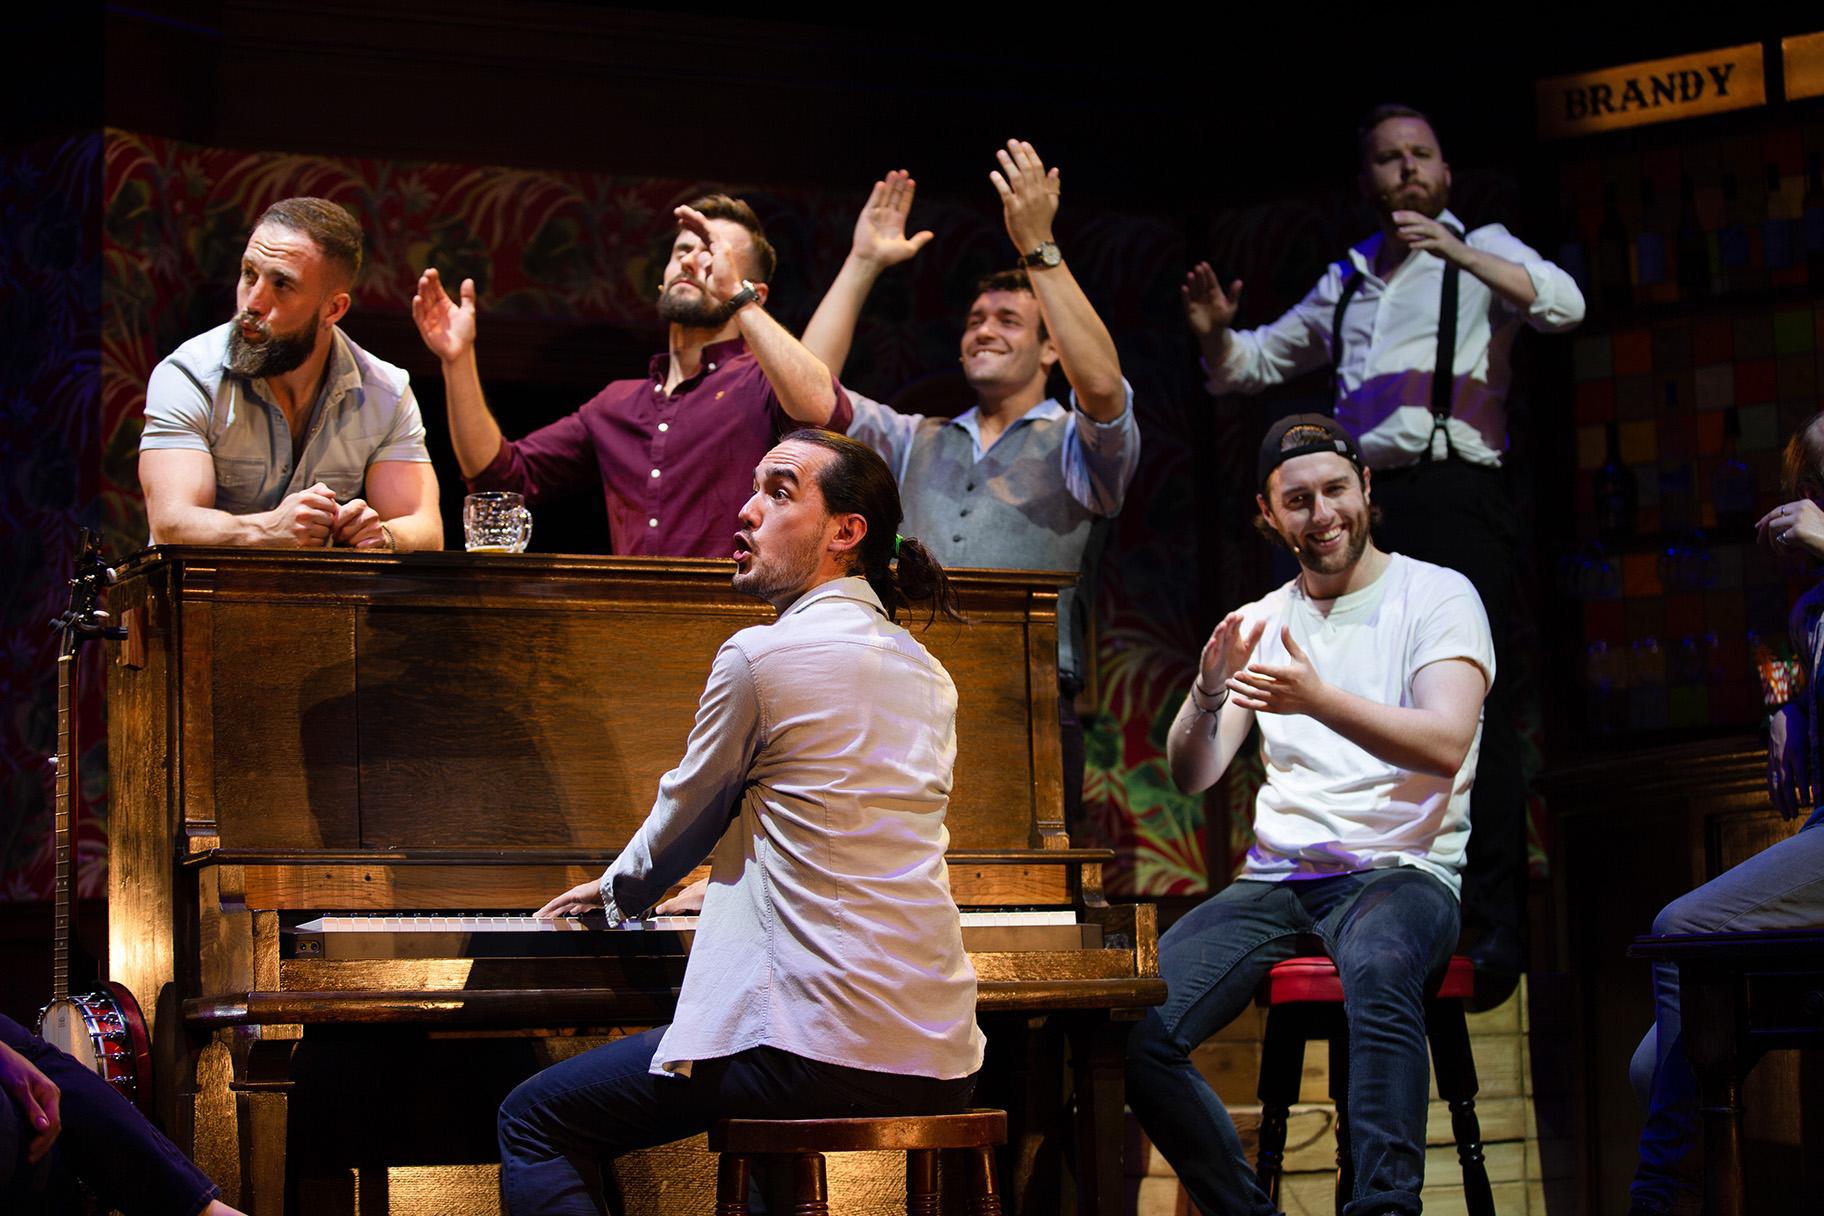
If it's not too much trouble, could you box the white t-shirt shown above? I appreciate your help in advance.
[1238,553,1494,895]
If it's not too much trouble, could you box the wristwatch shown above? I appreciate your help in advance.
[725,279,761,311]
[1019,241,1061,269]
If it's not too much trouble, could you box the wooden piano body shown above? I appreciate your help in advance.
[106,548,1162,1214]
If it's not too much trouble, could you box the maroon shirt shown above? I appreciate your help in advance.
[467,337,851,557]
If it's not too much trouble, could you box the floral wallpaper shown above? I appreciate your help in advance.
[0,128,1545,907]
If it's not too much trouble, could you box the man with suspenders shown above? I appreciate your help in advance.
[1183,103,1585,1004]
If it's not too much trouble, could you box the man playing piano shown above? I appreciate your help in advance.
[501,429,984,1214]
[1127,415,1493,1216]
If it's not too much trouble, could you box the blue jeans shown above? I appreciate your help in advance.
[1125,868,1460,1216]
[497,1026,976,1215]
[1628,806,1824,1215]
[0,1014,218,1215]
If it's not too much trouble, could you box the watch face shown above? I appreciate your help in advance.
[1029,242,1060,267]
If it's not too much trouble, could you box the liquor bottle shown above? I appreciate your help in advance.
[1676,174,1711,301]
[1594,420,1637,544]
[1597,185,1633,316]
[1711,407,1756,535]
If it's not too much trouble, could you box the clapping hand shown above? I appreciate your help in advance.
[1195,611,1266,705]
[990,139,1059,256]
[1228,627,1327,717]
[411,269,478,364]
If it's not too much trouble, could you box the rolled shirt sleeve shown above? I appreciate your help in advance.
[1470,226,1587,333]
[466,406,600,504]
[598,641,763,920]
[1064,378,1140,517]
[369,381,432,464]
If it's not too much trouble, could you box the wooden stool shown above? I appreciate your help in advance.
[709,1108,1007,1216]
[1253,953,1494,1216]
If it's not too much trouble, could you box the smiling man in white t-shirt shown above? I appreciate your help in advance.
[1125,413,1494,1216]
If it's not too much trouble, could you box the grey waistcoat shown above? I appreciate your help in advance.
[899,412,1104,681]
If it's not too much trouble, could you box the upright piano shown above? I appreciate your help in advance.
[105,548,1163,1214]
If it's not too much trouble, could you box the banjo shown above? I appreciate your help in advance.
[36,530,152,1112]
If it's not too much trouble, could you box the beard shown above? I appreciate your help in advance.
[731,527,824,607]
[1288,510,1371,578]
[225,312,320,378]
[657,279,737,329]
[1377,177,1449,221]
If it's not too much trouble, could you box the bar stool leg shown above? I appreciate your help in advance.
[1426,999,1494,1216]
[1327,1020,1353,1216]
[906,1148,939,1216]
[715,1153,751,1216]
[1256,1008,1307,1205]
[786,1152,829,1216]
[966,1145,1003,1216]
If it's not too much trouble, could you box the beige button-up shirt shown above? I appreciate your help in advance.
[600,576,985,1081]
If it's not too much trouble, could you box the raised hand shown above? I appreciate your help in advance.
[990,139,1060,256]
[1195,611,1266,705]
[411,268,477,364]
[1183,262,1244,336]
[1228,626,1326,716]
[674,205,746,303]
[851,170,934,268]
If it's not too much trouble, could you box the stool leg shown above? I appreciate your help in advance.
[906,1148,939,1216]
[1327,1018,1353,1216]
[716,1153,751,1216]
[786,1152,829,1216]
[1427,999,1494,1216]
[1256,1008,1307,1205]
[966,1145,1003,1216]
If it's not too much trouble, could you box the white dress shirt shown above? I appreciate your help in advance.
[1207,209,1585,468]
[598,576,986,1081]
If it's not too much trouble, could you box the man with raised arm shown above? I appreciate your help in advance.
[801,144,1139,828]
[140,197,442,550]
[1126,415,1493,1216]
[412,196,850,557]
[1183,104,1585,997]
[498,430,982,1215]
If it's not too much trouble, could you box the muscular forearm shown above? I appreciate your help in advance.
[151,503,290,547]
[1028,262,1125,419]
[1306,686,1475,777]
[377,505,444,551]
[800,255,885,378]
[440,349,506,478]
[737,304,837,424]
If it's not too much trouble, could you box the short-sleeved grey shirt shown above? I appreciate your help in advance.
[140,322,430,530]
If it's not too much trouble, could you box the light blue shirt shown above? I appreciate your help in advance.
[140,322,429,533]
[598,577,985,1081]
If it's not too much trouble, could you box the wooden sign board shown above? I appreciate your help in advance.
[1785,32,1824,102]
[1536,43,1766,139]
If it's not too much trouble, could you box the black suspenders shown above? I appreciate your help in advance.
[1332,229,1464,462]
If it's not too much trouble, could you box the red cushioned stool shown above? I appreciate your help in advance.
[1252,952,1493,1216]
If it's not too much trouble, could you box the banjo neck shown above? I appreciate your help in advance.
[53,646,75,1004]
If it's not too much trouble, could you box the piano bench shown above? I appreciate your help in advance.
[708,1107,1007,1216]
[1252,953,1493,1216]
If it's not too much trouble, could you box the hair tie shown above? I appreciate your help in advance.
[893,534,905,556]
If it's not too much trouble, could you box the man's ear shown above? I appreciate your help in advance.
[1039,336,1060,373]
[322,290,352,329]
[1256,492,1271,522]
[752,281,771,307]
[827,511,867,556]
[1360,465,1372,501]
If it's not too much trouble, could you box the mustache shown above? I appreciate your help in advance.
[233,311,273,340]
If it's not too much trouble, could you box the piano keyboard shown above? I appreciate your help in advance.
[289,911,1095,960]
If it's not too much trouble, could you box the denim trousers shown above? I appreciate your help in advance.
[1627,806,1824,1215]
[497,1025,976,1215]
[1125,868,1460,1216]
[0,1014,218,1215]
